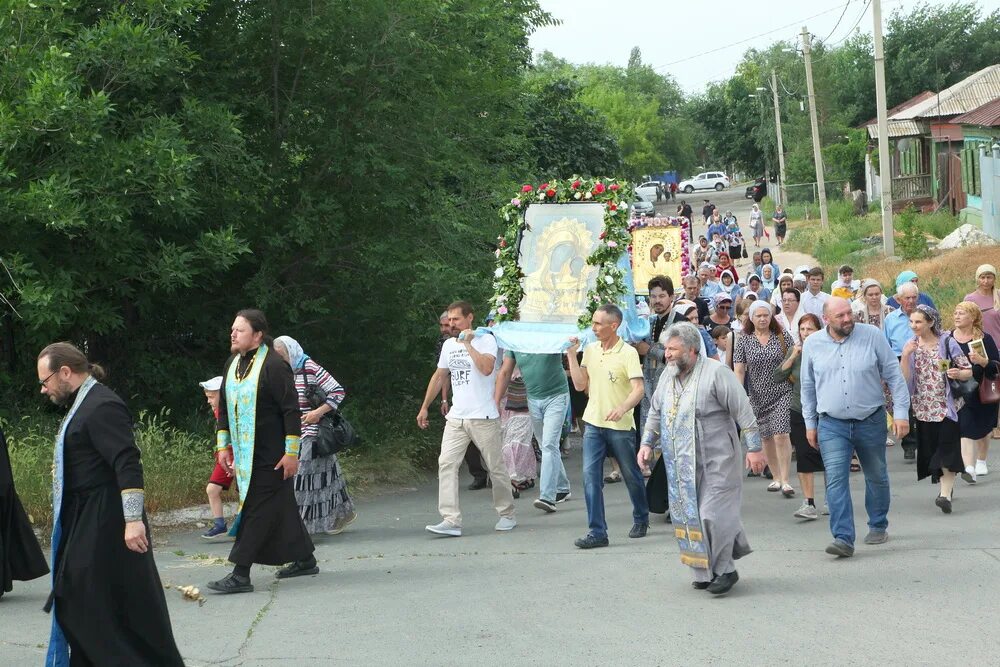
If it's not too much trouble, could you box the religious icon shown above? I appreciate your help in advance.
[632,226,684,295]
[518,203,605,324]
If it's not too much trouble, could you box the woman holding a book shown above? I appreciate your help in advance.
[950,301,1000,484]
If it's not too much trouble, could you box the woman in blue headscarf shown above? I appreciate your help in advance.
[274,336,356,536]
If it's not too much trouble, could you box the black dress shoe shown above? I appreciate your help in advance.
[691,580,711,590]
[707,570,739,595]
[574,534,610,549]
[628,522,649,538]
[903,448,916,461]
[207,572,254,594]
[275,557,319,579]
[467,478,488,490]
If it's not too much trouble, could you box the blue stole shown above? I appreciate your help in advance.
[223,345,267,536]
[46,376,98,667]
[659,360,710,570]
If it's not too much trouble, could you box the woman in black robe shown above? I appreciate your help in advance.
[0,426,49,599]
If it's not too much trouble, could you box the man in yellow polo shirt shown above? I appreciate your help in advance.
[566,304,648,549]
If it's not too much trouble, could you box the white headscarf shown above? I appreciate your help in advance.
[759,264,778,291]
[274,335,308,371]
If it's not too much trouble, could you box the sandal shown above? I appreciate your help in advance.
[604,471,622,483]
[781,484,795,498]
[767,481,781,492]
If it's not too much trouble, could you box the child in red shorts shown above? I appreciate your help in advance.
[200,376,234,539]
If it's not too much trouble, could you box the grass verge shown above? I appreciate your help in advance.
[3,398,436,528]
[778,202,994,325]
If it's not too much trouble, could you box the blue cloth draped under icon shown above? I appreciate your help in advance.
[487,252,650,353]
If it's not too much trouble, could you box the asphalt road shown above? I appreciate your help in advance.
[654,182,752,223]
[4,434,1000,666]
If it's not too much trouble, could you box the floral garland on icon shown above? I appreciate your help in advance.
[628,215,693,277]
[491,177,635,330]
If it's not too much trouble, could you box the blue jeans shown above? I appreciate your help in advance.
[582,423,649,539]
[528,393,571,503]
[819,410,890,547]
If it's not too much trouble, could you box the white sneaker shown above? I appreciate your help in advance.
[822,503,830,515]
[495,516,517,531]
[976,460,989,476]
[793,501,818,520]
[962,466,977,484]
[425,521,461,537]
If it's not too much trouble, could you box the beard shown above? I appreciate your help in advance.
[665,354,695,377]
[830,319,855,338]
[49,379,75,407]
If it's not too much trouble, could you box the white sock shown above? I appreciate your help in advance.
[977,459,988,465]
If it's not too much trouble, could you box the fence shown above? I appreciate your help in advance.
[783,180,853,219]
[982,144,1000,240]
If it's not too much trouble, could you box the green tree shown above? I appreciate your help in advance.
[0,0,253,405]
[523,79,623,178]
[885,2,1000,108]
[182,0,553,400]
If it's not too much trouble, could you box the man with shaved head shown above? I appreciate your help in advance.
[800,297,910,558]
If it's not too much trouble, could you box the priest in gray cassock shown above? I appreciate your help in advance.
[638,322,767,595]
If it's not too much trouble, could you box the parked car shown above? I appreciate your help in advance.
[678,171,730,193]
[631,193,655,217]
[635,181,661,200]
[745,178,767,202]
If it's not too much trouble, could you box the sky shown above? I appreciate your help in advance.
[529,0,1000,94]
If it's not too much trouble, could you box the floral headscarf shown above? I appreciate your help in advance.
[915,304,941,336]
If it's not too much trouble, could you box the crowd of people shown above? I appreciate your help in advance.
[411,206,1000,595]
[3,200,1000,665]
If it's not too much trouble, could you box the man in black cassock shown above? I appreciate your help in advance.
[1,426,49,599]
[37,342,182,666]
[208,309,316,594]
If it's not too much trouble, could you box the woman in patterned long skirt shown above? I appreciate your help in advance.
[498,369,537,498]
[274,336,357,535]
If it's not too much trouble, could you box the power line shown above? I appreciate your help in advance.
[821,0,872,49]
[819,0,853,43]
[650,1,851,72]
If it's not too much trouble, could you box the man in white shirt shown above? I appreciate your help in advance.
[799,267,831,318]
[417,301,516,536]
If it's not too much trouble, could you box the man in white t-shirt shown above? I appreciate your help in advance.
[417,300,516,536]
[799,267,831,318]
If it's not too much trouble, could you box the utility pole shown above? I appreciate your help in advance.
[771,69,788,206]
[872,0,895,257]
[801,27,829,229]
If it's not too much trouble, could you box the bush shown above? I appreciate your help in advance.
[896,205,929,260]
[3,398,432,529]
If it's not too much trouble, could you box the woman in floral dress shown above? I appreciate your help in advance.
[900,306,972,514]
[734,300,796,497]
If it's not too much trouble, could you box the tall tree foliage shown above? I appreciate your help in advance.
[181,0,553,400]
[0,0,253,403]
[530,49,695,179]
[523,79,623,178]
[885,2,1000,108]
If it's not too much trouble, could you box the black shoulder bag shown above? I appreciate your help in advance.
[298,369,361,458]
[944,334,979,400]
